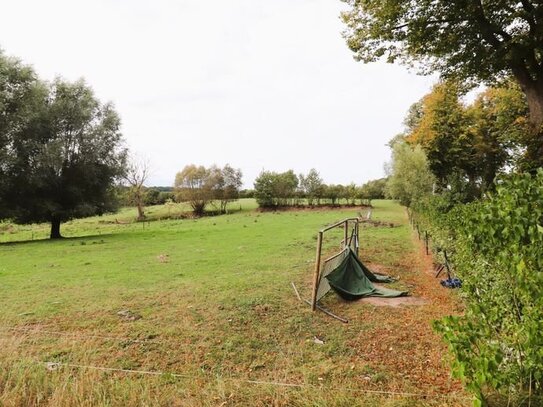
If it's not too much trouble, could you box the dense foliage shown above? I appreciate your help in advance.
[387,77,543,405]
[341,1,543,165]
[0,52,127,238]
[253,170,299,208]
[388,81,529,206]
[432,172,543,406]
[0,53,41,217]
[116,187,175,209]
[385,140,434,206]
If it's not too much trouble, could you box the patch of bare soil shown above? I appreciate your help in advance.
[340,232,467,401]
[360,295,428,307]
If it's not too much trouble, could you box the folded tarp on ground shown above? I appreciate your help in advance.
[324,248,408,301]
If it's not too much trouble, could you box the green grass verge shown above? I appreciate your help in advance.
[0,200,468,406]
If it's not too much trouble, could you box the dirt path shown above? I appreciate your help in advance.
[334,228,469,405]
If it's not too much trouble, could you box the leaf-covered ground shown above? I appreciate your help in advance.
[0,200,469,406]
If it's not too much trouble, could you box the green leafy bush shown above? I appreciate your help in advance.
[434,170,543,406]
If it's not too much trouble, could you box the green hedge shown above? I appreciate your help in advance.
[416,170,543,406]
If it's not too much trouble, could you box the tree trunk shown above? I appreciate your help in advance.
[524,84,543,170]
[513,73,543,170]
[524,127,543,171]
[525,82,543,129]
[50,218,62,239]
[136,201,145,221]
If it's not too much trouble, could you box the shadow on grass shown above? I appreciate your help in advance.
[0,233,115,246]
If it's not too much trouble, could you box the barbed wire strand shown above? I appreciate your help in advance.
[43,361,454,399]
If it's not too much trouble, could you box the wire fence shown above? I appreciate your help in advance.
[0,325,471,402]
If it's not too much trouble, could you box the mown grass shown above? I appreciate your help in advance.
[0,200,468,406]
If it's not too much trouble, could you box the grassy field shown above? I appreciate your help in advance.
[0,200,468,406]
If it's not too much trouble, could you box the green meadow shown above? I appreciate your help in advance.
[0,200,468,406]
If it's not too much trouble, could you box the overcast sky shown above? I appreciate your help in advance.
[1,0,435,187]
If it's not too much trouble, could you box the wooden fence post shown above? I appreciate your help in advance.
[311,231,323,311]
[425,231,429,255]
[343,220,348,249]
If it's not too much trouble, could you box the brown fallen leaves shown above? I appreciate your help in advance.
[344,238,466,400]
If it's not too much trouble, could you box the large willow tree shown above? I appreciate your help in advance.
[0,53,127,238]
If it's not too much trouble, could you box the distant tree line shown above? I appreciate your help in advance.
[253,168,385,209]
[386,80,531,207]
[174,164,243,216]
[384,80,543,405]
[116,163,243,218]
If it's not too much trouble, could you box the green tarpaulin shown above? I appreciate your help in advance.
[325,248,408,301]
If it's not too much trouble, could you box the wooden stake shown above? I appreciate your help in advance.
[311,231,323,311]
[425,231,429,255]
[356,221,360,257]
[343,220,348,249]
[435,264,445,278]
[443,250,451,279]
[291,282,302,302]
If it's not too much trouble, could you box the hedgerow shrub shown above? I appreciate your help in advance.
[434,170,543,406]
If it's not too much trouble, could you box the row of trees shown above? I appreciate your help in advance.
[342,0,543,168]
[174,164,242,216]
[341,2,543,402]
[386,80,531,207]
[385,82,541,405]
[253,169,385,208]
[117,166,386,215]
[0,52,127,238]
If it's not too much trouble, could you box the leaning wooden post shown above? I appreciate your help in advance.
[424,231,429,255]
[355,221,359,256]
[343,220,348,249]
[311,231,323,311]
[443,250,452,279]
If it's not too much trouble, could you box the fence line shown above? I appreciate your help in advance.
[0,327,469,400]
[37,361,466,400]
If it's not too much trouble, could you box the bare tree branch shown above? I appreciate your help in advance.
[124,155,152,221]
